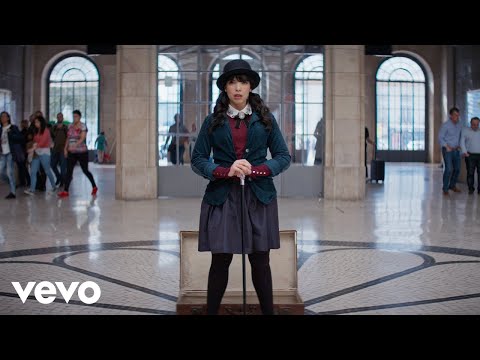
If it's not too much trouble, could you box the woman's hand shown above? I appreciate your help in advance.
[228,159,252,177]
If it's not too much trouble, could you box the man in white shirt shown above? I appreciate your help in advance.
[460,117,480,194]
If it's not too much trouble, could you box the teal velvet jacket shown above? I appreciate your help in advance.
[191,112,291,206]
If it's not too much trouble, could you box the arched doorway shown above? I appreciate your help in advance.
[47,54,100,149]
[376,55,427,162]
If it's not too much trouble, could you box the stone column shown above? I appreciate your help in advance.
[323,45,366,200]
[115,45,158,200]
[23,45,34,119]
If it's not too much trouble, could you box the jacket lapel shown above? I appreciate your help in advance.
[245,112,260,152]
[223,116,237,160]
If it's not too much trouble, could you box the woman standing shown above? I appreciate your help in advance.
[23,116,57,196]
[57,110,97,198]
[0,111,24,199]
[191,59,291,315]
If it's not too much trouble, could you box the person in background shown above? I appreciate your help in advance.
[94,131,107,164]
[57,110,98,198]
[365,126,375,178]
[18,119,31,187]
[50,112,68,187]
[165,113,189,165]
[27,113,46,191]
[438,107,463,196]
[314,118,324,165]
[0,111,23,199]
[460,117,480,194]
[24,116,57,196]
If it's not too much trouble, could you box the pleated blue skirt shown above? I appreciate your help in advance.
[198,182,280,254]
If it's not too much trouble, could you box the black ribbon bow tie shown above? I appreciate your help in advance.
[234,114,250,129]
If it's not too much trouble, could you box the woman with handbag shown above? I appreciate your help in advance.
[191,59,291,315]
[24,116,58,196]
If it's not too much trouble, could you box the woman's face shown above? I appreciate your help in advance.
[34,119,40,128]
[225,77,251,110]
[73,114,81,123]
[0,113,8,125]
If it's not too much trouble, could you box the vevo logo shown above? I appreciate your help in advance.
[11,281,101,304]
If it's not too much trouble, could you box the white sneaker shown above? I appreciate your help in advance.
[48,186,58,195]
[24,189,35,196]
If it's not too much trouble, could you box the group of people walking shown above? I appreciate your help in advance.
[0,109,98,199]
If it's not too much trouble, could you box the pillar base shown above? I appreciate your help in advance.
[323,166,365,200]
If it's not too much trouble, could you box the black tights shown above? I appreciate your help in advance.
[207,251,274,315]
[64,152,96,192]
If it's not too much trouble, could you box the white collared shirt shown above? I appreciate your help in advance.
[1,124,11,155]
[227,104,252,119]
[460,126,480,154]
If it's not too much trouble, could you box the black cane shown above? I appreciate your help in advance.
[240,173,247,315]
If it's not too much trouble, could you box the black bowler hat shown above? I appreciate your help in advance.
[216,59,260,91]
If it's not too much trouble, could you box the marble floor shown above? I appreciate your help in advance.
[0,163,479,315]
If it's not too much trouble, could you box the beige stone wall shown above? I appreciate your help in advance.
[323,45,366,200]
[115,45,158,200]
[31,45,117,162]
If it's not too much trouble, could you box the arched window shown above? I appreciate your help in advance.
[294,54,324,165]
[48,55,99,149]
[210,53,264,111]
[0,89,12,115]
[376,56,426,152]
[158,54,182,166]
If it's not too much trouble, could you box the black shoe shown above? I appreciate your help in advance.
[469,189,474,195]
[5,193,16,199]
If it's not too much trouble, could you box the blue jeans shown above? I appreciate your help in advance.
[51,150,67,184]
[442,147,461,192]
[0,153,16,194]
[30,154,56,192]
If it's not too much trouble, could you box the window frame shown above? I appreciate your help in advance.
[293,53,325,166]
[375,54,428,153]
[47,53,100,149]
